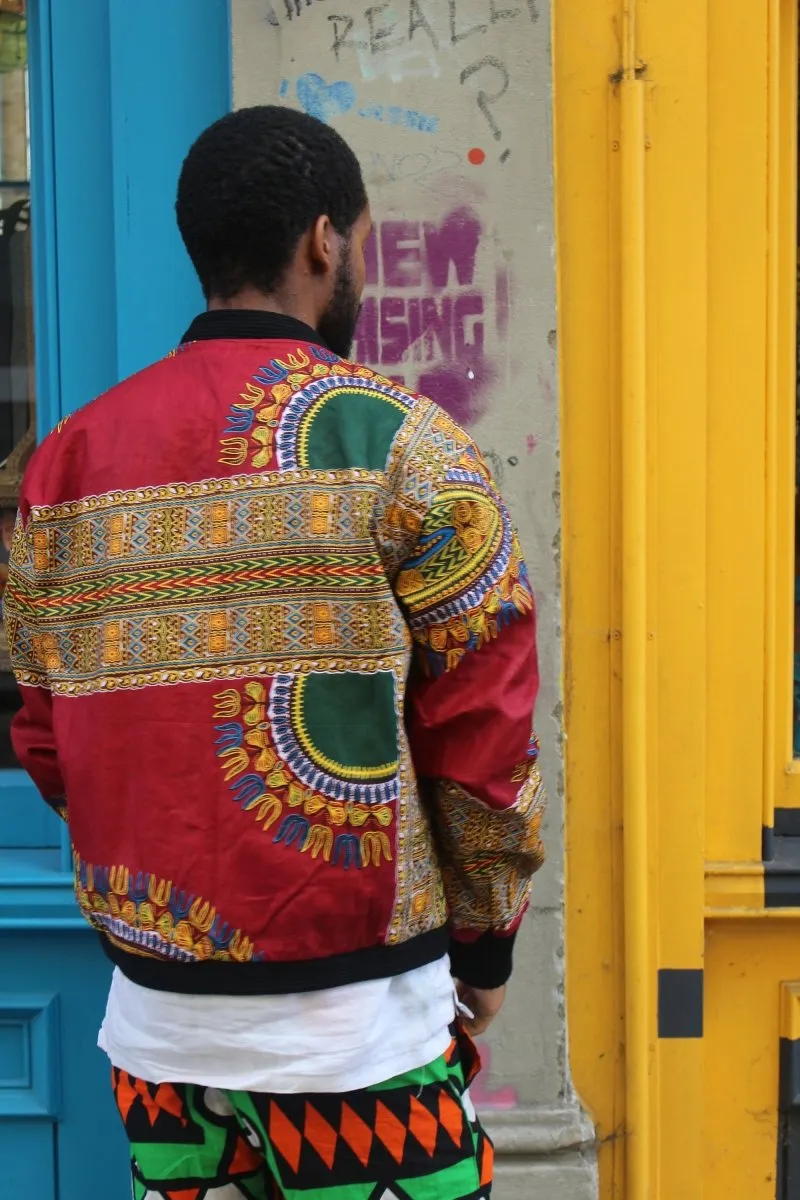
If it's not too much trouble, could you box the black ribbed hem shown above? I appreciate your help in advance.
[448,930,518,989]
[100,926,449,996]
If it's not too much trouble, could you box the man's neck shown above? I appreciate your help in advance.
[207,288,318,332]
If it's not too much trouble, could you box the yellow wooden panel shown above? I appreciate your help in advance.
[636,1,709,1192]
[558,0,795,1196]
[772,0,800,808]
[704,861,765,914]
[704,921,788,1196]
[705,0,769,861]
[638,0,707,968]
[658,1042,705,1198]
[555,1,625,1193]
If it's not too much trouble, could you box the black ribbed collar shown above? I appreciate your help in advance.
[181,309,330,350]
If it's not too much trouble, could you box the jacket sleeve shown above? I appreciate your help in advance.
[3,509,66,818]
[381,405,546,989]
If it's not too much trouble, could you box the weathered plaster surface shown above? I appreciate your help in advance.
[232,3,596,1193]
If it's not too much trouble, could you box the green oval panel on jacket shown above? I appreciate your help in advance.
[299,387,408,471]
[295,670,399,783]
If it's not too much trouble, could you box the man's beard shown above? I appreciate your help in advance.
[318,254,362,359]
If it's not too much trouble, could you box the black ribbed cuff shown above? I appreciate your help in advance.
[448,929,518,989]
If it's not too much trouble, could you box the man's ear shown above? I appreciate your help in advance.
[308,214,334,275]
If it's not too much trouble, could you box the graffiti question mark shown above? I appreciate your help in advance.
[460,56,511,163]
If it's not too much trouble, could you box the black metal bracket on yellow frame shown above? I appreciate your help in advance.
[762,811,800,906]
[777,985,800,1198]
[657,969,703,1039]
[777,1039,800,1197]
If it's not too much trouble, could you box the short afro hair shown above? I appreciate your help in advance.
[176,105,368,300]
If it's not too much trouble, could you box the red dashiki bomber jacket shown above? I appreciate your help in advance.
[4,311,545,995]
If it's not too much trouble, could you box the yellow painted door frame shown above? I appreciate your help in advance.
[555,0,800,1194]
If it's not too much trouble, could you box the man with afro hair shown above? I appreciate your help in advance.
[6,105,546,1199]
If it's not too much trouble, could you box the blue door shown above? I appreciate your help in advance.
[0,4,230,1195]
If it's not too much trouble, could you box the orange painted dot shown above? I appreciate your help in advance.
[468,147,486,166]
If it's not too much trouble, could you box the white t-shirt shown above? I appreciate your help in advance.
[98,955,456,1093]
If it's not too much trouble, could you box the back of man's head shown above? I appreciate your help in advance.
[176,105,368,303]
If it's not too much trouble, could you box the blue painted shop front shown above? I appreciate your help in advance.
[0,4,230,1194]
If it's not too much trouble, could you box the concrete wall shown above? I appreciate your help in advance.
[231,3,596,1195]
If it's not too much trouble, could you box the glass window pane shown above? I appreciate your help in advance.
[0,10,32,769]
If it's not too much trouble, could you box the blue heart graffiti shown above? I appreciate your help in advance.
[295,73,356,122]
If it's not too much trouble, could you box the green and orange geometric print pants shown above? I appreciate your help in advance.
[111,1029,494,1199]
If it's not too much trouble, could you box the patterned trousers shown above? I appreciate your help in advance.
[111,1028,493,1199]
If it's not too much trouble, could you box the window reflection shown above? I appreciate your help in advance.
[0,6,32,767]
